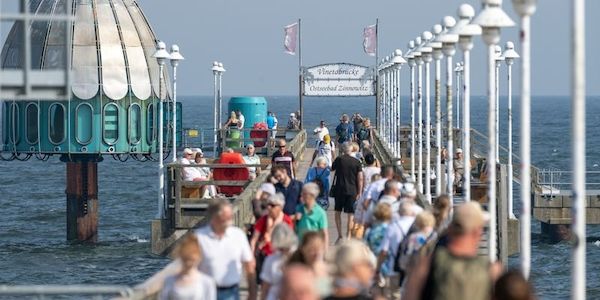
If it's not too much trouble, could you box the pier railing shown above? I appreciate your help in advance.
[533,168,600,193]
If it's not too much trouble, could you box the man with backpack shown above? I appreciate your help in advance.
[312,134,336,167]
[335,114,354,152]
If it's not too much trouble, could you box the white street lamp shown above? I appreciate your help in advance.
[571,0,586,299]
[407,41,419,182]
[392,50,407,159]
[436,16,459,198]
[152,40,170,219]
[218,62,226,141]
[454,62,463,129]
[211,61,220,158]
[431,24,444,197]
[413,37,424,194]
[472,0,515,262]
[456,3,482,203]
[494,45,504,163]
[169,45,184,163]
[501,41,519,219]
[419,32,434,203]
[512,0,536,279]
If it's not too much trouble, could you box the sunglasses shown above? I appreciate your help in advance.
[277,145,286,148]
[267,203,279,208]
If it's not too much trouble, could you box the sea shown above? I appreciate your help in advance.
[1,95,599,299]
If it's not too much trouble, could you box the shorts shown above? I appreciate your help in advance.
[334,194,356,213]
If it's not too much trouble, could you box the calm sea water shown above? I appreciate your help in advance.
[1,95,599,299]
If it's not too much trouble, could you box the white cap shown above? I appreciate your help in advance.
[259,183,276,196]
[456,148,463,154]
[193,148,203,155]
[183,148,193,155]
[290,113,295,116]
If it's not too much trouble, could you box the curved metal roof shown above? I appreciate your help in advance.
[1,0,171,101]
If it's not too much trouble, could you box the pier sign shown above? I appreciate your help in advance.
[303,79,375,96]
[302,63,375,97]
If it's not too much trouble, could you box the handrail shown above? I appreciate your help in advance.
[0,285,134,297]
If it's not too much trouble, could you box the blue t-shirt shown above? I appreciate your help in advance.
[335,122,354,143]
[267,115,277,129]
[275,180,303,215]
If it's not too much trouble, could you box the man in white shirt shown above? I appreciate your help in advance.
[312,120,329,142]
[196,199,257,300]
[181,148,200,181]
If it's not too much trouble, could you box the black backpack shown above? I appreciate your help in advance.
[357,127,370,141]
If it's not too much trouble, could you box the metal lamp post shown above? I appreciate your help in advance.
[414,38,424,193]
[218,62,226,144]
[456,3,482,203]
[494,45,505,163]
[454,62,463,129]
[571,0,586,298]
[169,45,184,162]
[407,41,419,182]
[436,16,459,198]
[431,24,444,197]
[473,0,514,262]
[392,50,406,159]
[501,41,519,219]
[211,62,220,158]
[419,32,434,203]
[152,41,171,219]
[512,0,536,279]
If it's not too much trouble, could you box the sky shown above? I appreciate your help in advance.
[2,0,599,97]
[136,0,599,97]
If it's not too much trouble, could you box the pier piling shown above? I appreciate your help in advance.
[64,155,100,242]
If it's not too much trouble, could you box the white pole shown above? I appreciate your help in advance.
[463,49,472,202]
[158,63,165,219]
[394,66,399,157]
[446,54,454,197]
[487,44,497,262]
[495,58,501,163]
[456,65,461,129]
[425,58,432,203]
[434,54,442,196]
[396,65,402,158]
[572,0,586,298]
[410,64,416,181]
[507,62,515,218]
[212,66,218,158]
[519,13,532,280]
[218,69,223,147]
[171,64,178,163]
[392,66,397,153]
[417,60,424,193]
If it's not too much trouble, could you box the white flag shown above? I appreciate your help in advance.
[284,22,298,55]
[363,24,377,56]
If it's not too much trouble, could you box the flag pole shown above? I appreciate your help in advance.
[298,18,304,129]
[375,18,379,133]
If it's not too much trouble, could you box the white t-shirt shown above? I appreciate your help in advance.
[260,251,286,300]
[181,157,200,181]
[362,166,381,187]
[316,141,335,167]
[196,226,253,287]
[238,114,245,129]
[243,154,261,176]
[159,272,217,300]
[313,126,330,141]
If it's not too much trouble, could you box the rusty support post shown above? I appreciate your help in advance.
[64,155,101,242]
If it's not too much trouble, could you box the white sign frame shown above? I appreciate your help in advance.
[302,63,376,97]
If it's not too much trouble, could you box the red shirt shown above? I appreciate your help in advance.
[254,214,294,255]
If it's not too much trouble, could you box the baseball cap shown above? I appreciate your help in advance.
[401,182,417,198]
[451,202,490,232]
[183,148,193,155]
[267,193,285,207]
[193,148,203,155]
[259,183,276,196]
[456,148,463,154]
[290,112,295,116]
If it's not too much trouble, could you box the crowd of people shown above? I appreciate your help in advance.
[158,113,535,300]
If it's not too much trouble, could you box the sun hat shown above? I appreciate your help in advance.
[259,183,276,196]
[193,148,203,155]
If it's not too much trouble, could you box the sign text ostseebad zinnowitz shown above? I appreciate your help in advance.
[303,63,375,96]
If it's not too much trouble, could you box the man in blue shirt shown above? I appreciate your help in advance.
[335,114,354,146]
[266,111,278,143]
[272,165,303,216]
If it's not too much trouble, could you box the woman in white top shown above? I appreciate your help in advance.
[243,144,262,181]
[260,223,298,300]
[160,234,216,300]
